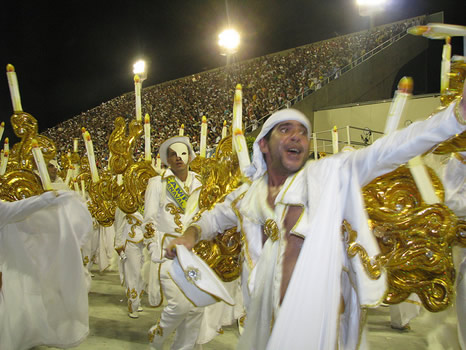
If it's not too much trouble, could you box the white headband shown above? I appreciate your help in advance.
[244,108,311,181]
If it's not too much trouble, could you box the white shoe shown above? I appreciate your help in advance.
[128,312,139,319]
[138,306,143,312]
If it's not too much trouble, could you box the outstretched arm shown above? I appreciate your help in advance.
[350,89,465,187]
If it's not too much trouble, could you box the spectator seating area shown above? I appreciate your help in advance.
[41,16,425,169]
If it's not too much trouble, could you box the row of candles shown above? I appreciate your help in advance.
[2,65,249,191]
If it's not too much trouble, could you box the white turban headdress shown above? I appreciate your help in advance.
[244,108,312,181]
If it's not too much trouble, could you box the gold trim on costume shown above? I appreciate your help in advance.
[165,203,183,233]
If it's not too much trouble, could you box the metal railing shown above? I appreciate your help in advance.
[245,16,427,134]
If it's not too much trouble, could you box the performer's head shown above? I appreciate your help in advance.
[246,109,311,180]
[47,160,59,182]
[159,136,196,179]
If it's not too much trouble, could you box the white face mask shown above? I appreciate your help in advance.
[169,143,189,165]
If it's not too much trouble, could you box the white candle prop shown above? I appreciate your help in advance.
[3,138,9,155]
[73,179,80,193]
[144,113,151,161]
[312,133,318,160]
[408,156,440,204]
[332,126,339,154]
[384,77,413,135]
[73,138,79,153]
[0,150,6,175]
[383,78,438,204]
[179,124,185,136]
[440,37,451,95]
[31,139,52,190]
[155,153,162,173]
[221,120,227,139]
[200,116,208,158]
[65,165,73,186]
[233,129,251,175]
[81,179,86,199]
[134,74,142,122]
[232,84,243,132]
[117,174,123,186]
[6,64,23,112]
[108,151,113,171]
[0,122,4,141]
[83,129,100,183]
[407,23,466,39]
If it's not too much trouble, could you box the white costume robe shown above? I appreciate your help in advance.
[114,207,146,314]
[144,169,204,350]
[0,191,92,350]
[192,101,465,350]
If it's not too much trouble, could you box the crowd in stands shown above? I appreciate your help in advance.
[42,17,424,169]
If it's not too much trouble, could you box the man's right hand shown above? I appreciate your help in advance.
[165,226,199,259]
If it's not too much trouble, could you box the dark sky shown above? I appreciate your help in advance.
[0,0,465,136]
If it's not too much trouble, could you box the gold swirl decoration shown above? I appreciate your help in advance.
[0,169,43,201]
[108,117,143,174]
[8,111,56,171]
[193,227,242,282]
[362,165,462,312]
[117,160,157,214]
[192,135,245,281]
[0,111,55,201]
[342,220,383,280]
[86,169,120,227]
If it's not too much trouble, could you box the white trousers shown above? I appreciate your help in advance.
[149,261,203,350]
[82,225,99,271]
[124,241,145,313]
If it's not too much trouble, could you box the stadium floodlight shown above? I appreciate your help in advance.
[133,60,147,81]
[357,0,386,27]
[218,29,240,55]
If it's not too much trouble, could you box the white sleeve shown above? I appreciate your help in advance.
[144,176,161,224]
[193,185,246,241]
[443,153,466,219]
[349,101,466,186]
[114,208,126,248]
[0,191,57,228]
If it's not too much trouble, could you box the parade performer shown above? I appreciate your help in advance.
[47,159,69,191]
[168,87,466,349]
[0,190,92,350]
[114,206,146,318]
[143,136,204,350]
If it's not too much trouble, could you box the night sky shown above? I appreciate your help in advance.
[1,0,465,138]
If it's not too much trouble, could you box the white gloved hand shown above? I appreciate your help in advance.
[119,251,127,261]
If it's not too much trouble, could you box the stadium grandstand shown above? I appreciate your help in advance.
[42,15,426,168]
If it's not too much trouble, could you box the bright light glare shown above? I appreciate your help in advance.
[356,0,386,6]
[218,29,240,51]
[133,60,146,75]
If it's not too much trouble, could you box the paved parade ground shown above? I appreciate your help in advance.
[35,269,460,350]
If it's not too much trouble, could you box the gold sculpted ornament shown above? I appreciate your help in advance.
[362,165,464,312]
[192,135,246,281]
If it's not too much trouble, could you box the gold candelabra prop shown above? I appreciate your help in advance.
[191,134,246,282]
